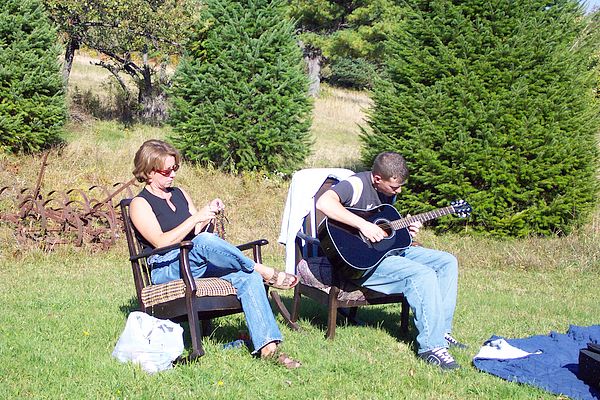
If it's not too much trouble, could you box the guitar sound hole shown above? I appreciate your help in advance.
[375,220,394,239]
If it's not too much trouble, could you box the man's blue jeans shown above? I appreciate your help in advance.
[149,232,283,354]
[357,245,458,353]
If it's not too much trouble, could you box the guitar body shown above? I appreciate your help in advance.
[318,204,412,280]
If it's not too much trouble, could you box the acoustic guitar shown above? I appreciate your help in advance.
[317,200,472,280]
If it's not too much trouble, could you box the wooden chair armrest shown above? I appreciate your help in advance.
[236,239,269,251]
[177,238,269,295]
[296,232,321,259]
[236,239,268,263]
[131,238,269,295]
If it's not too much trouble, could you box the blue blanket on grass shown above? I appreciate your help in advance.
[473,325,600,400]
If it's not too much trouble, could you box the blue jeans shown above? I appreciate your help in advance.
[357,246,458,353]
[149,232,283,354]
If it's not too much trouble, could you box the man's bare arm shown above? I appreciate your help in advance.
[316,190,387,243]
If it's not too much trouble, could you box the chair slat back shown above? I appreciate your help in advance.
[301,177,340,258]
[119,198,153,304]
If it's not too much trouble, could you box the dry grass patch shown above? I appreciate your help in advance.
[0,122,160,191]
[0,121,289,260]
[67,53,114,92]
[306,86,372,170]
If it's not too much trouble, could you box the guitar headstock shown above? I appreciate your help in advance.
[450,199,472,218]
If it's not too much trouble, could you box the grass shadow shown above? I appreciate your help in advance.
[114,293,416,355]
[278,293,416,347]
[116,296,250,352]
[118,297,140,316]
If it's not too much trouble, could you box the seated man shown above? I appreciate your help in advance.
[316,151,465,370]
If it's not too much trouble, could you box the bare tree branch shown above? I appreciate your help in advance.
[93,60,132,97]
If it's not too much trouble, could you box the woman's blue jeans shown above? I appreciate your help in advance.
[357,245,458,353]
[149,232,283,354]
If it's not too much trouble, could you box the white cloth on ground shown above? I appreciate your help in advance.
[473,338,543,360]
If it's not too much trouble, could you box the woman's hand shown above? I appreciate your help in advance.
[195,198,225,224]
[196,205,216,224]
[208,198,225,213]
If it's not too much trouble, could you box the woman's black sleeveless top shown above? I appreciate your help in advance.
[135,187,195,250]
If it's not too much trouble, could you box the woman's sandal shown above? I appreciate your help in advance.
[264,351,301,369]
[276,353,301,369]
[264,269,299,290]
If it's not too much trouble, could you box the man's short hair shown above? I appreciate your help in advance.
[372,152,409,183]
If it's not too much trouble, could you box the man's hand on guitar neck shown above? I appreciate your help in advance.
[406,215,423,238]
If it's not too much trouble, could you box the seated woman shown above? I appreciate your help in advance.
[130,139,300,368]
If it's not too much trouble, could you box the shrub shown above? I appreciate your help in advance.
[0,0,66,153]
[168,0,312,175]
[364,0,600,237]
[70,82,137,125]
[327,57,378,90]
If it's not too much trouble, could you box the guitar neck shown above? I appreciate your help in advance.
[389,206,455,230]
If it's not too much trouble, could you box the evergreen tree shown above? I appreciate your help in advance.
[0,0,66,153]
[288,0,407,92]
[364,0,600,237]
[169,0,312,174]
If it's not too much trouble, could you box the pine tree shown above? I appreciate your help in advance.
[0,0,66,153]
[168,0,312,174]
[364,0,600,237]
[288,0,408,92]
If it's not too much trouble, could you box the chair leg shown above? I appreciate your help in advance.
[326,288,340,340]
[270,291,300,331]
[291,286,301,323]
[400,296,410,334]
[187,303,205,359]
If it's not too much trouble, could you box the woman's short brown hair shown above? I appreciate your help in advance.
[133,139,181,183]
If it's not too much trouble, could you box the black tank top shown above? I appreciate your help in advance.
[135,187,195,250]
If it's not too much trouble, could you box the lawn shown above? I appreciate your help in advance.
[0,54,598,399]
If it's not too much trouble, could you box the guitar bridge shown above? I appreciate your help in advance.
[358,231,375,248]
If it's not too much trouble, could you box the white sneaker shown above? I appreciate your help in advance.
[419,347,460,370]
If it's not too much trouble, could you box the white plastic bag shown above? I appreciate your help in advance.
[112,311,184,374]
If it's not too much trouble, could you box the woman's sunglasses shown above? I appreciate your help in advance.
[154,164,179,177]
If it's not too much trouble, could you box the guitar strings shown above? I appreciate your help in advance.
[378,206,455,231]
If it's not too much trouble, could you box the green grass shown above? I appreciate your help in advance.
[1,59,599,398]
[0,243,597,399]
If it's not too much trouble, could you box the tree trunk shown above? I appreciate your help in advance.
[138,50,168,125]
[304,47,322,97]
[139,90,168,126]
[137,55,153,105]
[62,36,79,85]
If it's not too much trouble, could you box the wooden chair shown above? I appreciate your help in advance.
[119,198,269,359]
[283,172,410,339]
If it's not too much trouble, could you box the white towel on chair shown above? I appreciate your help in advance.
[278,168,354,273]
